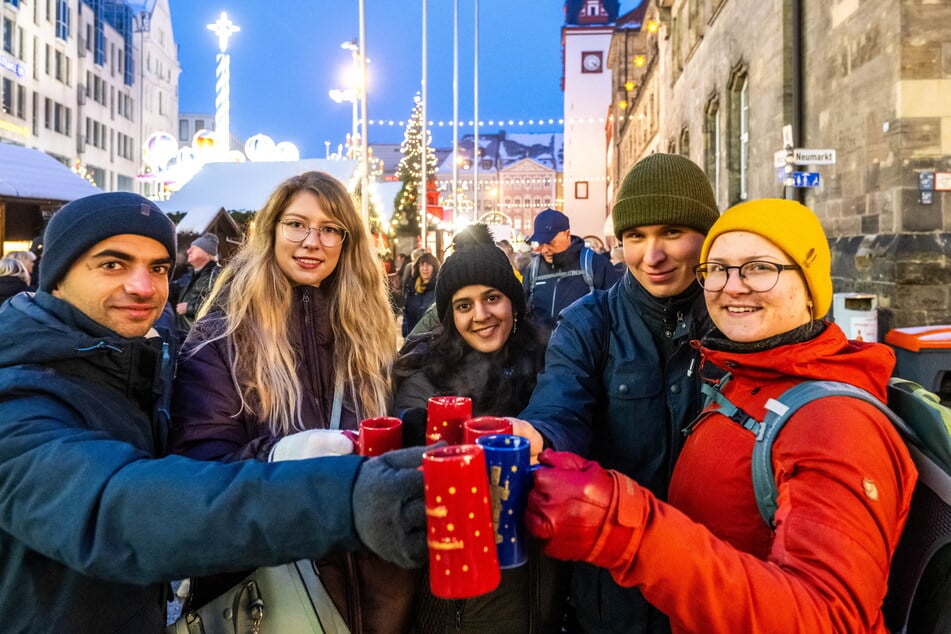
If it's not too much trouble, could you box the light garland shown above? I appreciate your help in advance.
[367,113,649,129]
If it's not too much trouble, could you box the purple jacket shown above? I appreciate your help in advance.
[168,285,357,461]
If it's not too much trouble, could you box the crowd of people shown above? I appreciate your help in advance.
[0,155,924,633]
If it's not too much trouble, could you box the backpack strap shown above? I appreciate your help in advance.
[526,255,540,306]
[750,380,901,528]
[580,247,595,290]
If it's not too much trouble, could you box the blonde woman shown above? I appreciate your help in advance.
[168,171,410,631]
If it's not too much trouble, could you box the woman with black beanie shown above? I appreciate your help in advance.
[392,223,568,633]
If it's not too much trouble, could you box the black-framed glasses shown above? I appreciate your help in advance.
[693,261,801,293]
[278,219,347,247]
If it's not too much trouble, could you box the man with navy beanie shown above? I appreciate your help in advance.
[0,192,429,631]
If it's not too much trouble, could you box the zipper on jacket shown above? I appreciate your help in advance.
[299,289,326,418]
[346,553,363,632]
[454,599,464,630]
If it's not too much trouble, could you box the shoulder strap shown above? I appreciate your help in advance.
[580,247,594,290]
[527,255,540,299]
[751,380,900,528]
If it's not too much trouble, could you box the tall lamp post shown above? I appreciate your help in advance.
[329,39,369,223]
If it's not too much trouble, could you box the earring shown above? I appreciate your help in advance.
[512,314,519,334]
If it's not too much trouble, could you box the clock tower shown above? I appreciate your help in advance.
[561,0,617,241]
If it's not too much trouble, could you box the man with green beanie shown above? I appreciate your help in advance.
[511,154,719,633]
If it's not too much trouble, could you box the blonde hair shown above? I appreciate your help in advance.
[0,258,30,285]
[197,171,396,434]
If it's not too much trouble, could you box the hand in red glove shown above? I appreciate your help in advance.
[526,449,646,568]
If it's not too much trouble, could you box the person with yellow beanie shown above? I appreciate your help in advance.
[511,153,719,633]
[523,198,916,633]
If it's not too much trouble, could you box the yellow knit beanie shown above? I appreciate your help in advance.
[700,199,832,318]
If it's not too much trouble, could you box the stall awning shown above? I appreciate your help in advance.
[0,143,101,201]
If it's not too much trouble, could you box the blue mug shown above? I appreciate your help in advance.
[476,434,536,568]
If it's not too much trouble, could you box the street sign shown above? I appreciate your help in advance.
[792,171,821,188]
[776,166,786,184]
[774,150,787,168]
[793,148,836,165]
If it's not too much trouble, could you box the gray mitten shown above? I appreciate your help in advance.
[352,444,428,569]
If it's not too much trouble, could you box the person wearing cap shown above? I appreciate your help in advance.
[171,232,222,332]
[524,198,917,633]
[393,223,567,633]
[0,190,429,631]
[510,153,720,633]
[524,208,620,336]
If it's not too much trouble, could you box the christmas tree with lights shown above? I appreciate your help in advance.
[392,94,438,237]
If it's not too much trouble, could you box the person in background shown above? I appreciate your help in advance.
[168,171,416,632]
[0,191,427,632]
[170,232,221,333]
[610,245,625,275]
[525,198,917,633]
[402,251,440,337]
[393,224,566,633]
[0,258,30,305]
[523,208,620,336]
[510,153,720,633]
[4,250,37,291]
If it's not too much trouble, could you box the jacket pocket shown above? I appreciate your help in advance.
[608,362,662,400]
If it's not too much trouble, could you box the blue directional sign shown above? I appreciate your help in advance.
[792,171,821,188]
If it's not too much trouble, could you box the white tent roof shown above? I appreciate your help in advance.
[163,159,357,233]
[0,143,102,201]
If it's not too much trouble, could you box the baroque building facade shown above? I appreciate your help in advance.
[604,0,951,328]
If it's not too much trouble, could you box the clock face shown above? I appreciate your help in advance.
[581,52,602,73]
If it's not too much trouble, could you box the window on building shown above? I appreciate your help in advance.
[16,83,25,119]
[728,68,750,203]
[44,96,51,129]
[2,17,13,54]
[179,119,188,142]
[54,0,69,40]
[4,0,21,8]
[704,95,721,201]
[1,78,12,114]
[680,126,690,157]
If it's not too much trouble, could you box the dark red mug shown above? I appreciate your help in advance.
[462,416,514,445]
[426,396,473,445]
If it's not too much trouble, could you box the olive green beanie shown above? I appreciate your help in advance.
[612,153,719,239]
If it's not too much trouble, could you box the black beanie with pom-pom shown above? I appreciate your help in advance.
[434,224,526,320]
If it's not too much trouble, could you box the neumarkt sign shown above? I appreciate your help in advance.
[792,149,836,165]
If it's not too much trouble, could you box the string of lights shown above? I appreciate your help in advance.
[366,114,647,129]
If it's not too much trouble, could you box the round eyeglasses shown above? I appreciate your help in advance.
[693,261,801,293]
[278,220,347,248]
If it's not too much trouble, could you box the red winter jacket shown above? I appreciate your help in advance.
[602,323,917,633]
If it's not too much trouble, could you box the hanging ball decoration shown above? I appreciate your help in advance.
[275,141,301,162]
[142,131,179,172]
[245,133,276,161]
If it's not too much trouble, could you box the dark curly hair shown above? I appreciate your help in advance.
[394,311,546,417]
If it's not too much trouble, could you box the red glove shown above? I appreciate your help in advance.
[526,449,646,567]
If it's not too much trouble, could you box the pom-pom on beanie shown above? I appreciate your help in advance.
[611,153,719,239]
[435,224,526,320]
[40,192,177,292]
[191,232,219,257]
[700,198,832,318]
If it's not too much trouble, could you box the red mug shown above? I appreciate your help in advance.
[462,416,514,444]
[422,444,501,599]
[354,416,402,457]
[426,396,473,445]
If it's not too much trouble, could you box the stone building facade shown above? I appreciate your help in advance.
[605,0,951,330]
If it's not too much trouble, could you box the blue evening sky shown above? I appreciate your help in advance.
[167,1,640,158]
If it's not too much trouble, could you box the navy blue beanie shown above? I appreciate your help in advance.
[40,192,177,292]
